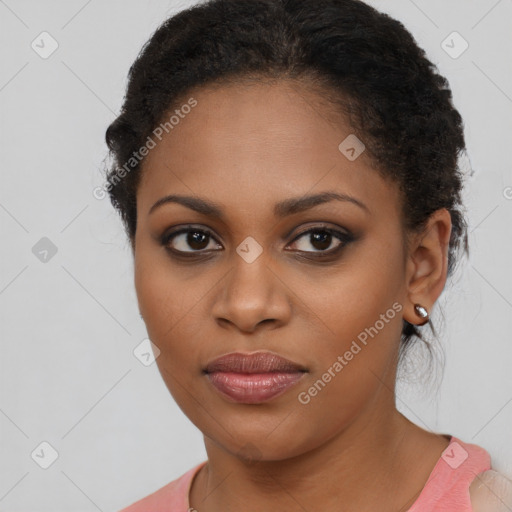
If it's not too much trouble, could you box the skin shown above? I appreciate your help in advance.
[133,79,453,511]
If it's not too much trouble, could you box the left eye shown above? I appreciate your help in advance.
[288,228,350,254]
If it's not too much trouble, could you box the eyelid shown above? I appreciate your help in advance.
[289,222,351,240]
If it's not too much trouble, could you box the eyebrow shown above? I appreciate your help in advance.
[148,191,370,219]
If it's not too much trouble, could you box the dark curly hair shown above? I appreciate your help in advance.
[103,0,469,364]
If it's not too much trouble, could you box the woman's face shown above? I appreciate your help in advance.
[134,80,413,460]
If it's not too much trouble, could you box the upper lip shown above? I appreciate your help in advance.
[204,351,307,374]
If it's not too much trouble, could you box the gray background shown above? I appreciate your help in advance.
[0,0,511,510]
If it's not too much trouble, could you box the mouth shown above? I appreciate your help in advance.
[203,351,307,404]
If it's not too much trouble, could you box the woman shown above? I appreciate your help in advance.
[104,0,512,510]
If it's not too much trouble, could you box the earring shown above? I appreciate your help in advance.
[414,303,429,326]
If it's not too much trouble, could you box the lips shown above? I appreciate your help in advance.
[204,351,307,404]
[205,352,307,374]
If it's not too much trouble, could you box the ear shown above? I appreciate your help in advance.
[403,208,452,326]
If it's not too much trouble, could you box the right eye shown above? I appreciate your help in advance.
[161,226,223,256]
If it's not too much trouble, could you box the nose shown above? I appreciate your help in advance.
[212,256,292,334]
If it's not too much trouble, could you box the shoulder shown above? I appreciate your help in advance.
[117,478,182,512]
[118,462,206,512]
[469,469,512,512]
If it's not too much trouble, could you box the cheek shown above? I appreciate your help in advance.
[313,236,405,341]
[292,302,403,449]
[134,249,214,369]
[135,250,189,350]
[134,253,208,416]
[135,242,182,320]
[294,240,405,415]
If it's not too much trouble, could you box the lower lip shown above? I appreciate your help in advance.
[206,371,305,404]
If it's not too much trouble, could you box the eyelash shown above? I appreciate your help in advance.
[160,224,354,261]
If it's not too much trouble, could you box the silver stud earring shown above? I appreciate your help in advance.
[414,303,429,326]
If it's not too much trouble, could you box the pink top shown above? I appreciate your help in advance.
[118,436,491,511]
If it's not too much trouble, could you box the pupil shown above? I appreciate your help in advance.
[188,231,208,249]
[312,231,331,250]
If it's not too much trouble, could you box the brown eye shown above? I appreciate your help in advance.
[287,227,353,256]
[161,227,222,254]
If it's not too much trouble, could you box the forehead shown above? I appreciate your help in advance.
[137,80,401,222]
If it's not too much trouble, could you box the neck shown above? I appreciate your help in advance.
[190,396,447,512]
